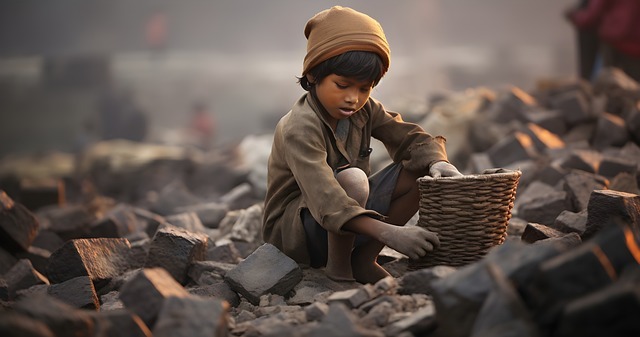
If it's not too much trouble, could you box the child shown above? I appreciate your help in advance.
[262,6,463,284]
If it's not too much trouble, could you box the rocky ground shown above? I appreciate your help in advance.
[0,67,639,336]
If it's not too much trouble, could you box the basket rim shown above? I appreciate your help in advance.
[418,168,522,183]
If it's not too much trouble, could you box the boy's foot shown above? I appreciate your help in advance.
[352,261,390,285]
[324,266,356,282]
[325,273,357,283]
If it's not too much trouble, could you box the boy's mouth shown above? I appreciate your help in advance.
[339,108,356,117]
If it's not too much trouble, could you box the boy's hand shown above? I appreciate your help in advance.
[429,161,463,178]
[379,226,440,260]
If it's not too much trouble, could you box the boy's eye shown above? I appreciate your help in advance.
[335,82,348,89]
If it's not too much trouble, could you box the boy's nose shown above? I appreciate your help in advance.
[345,91,358,104]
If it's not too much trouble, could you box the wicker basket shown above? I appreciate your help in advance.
[408,168,521,270]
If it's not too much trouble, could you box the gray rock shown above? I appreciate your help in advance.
[119,268,190,329]
[534,163,567,187]
[207,241,242,264]
[259,293,286,307]
[398,266,457,295]
[188,260,235,286]
[224,243,302,305]
[187,281,240,307]
[48,276,99,310]
[14,284,49,301]
[131,207,166,238]
[521,223,565,244]
[592,112,629,149]
[507,217,528,239]
[175,201,229,229]
[235,309,257,324]
[552,210,588,235]
[13,294,95,337]
[15,245,50,276]
[467,152,494,174]
[305,302,329,322]
[563,122,597,144]
[523,109,567,135]
[327,288,373,309]
[549,89,593,126]
[554,149,602,174]
[0,312,56,337]
[486,132,539,168]
[0,278,7,301]
[468,264,539,337]
[0,190,39,252]
[90,309,152,337]
[37,204,94,241]
[521,122,565,153]
[144,224,208,285]
[429,239,572,337]
[598,155,637,179]
[554,267,640,337]
[5,259,49,300]
[228,203,264,243]
[359,300,393,328]
[563,170,609,212]
[0,246,17,275]
[514,181,559,215]
[46,238,132,288]
[152,295,229,337]
[517,190,568,225]
[308,303,384,337]
[286,268,359,306]
[532,232,582,248]
[165,212,208,234]
[220,182,256,210]
[628,107,640,143]
[87,203,142,239]
[148,180,202,216]
[523,222,636,331]
[584,189,640,239]
[100,291,124,311]
[385,302,437,337]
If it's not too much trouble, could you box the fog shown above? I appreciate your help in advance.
[0,0,578,156]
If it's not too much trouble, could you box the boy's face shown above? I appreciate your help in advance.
[311,74,373,126]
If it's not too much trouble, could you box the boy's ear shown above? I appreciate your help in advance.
[306,74,315,84]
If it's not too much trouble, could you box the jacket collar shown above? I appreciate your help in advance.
[306,91,369,130]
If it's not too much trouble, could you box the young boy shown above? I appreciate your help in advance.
[262,6,463,284]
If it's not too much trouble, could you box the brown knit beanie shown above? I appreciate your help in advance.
[302,6,391,77]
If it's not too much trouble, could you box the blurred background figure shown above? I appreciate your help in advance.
[95,86,149,142]
[0,1,580,158]
[187,101,216,150]
[565,0,601,81]
[566,0,640,81]
[145,9,168,55]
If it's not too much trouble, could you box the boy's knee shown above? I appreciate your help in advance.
[336,167,369,207]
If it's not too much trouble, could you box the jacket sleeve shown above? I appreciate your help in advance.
[368,99,449,174]
[280,116,379,233]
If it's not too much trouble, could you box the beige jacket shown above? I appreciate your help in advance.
[262,92,448,265]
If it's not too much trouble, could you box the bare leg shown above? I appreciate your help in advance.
[325,168,369,282]
[352,167,424,284]
[386,167,422,226]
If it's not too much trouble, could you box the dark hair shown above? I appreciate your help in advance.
[298,51,384,91]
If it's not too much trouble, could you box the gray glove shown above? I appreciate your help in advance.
[429,161,463,178]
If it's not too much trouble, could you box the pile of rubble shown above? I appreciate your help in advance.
[1,67,639,336]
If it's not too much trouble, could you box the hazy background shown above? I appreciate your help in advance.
[0,0,578,157]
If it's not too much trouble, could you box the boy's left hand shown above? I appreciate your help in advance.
[429,161,463,178]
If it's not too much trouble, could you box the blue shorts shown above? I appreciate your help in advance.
[302,162,403,268]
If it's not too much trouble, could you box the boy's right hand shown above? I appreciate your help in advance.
[378,226,440,260]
